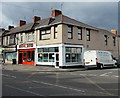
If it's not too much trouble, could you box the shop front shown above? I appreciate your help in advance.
[36,44,84,68]
[2,48,17,64]
[17,43,36,65]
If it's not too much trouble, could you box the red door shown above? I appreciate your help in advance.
[18,49,35,65]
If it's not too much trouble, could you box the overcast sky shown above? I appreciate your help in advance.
[0,2,118,32]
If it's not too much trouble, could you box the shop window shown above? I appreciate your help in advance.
[38,47,59,62]
[49,48,55,52]
[38,48,43,52]
[49,53,54,62]
[65,47,82,63]
[38,53,43,62]
[43,48,49,52]
[43,54,48,62]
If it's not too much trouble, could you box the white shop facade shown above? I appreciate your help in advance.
[36,44,84,68]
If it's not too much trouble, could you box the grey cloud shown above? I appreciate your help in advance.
[1,2,118,32]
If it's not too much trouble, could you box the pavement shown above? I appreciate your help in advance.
[1,64,86,72]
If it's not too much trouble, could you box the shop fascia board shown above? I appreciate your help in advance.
[36,43,84,48]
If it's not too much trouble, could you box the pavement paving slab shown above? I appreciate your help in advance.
[2,64,86,72]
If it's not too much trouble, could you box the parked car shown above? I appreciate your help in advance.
[84,50,117,69]
[115,59,120,68]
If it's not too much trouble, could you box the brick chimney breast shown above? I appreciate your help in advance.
[8,25,14,30]
[33,16,41,23]
[111,29,117,35]
[19,20,26,26]
[52,10,62,18]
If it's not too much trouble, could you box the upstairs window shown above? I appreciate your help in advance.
[86,29,90,41]
[78,27,82,40]
[104,35,108,45]
[26,32,34,42]
[9,35,16,44]
[40,28,51,40]
[68,25,73,39]
[6,36,9,45]
[113,37,116,46]
[20,33,23,42]
[54,25,58,39]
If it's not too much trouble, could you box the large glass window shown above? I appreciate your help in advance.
[9,35,16,44]
[38,47,59,62]
[65,47,82,63]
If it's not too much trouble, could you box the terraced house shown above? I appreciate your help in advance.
[1,10,120,68]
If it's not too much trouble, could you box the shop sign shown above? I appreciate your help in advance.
[19,43,33,48]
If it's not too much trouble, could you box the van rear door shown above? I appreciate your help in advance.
[84,51,97,65]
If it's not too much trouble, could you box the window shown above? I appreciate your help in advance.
[25,32,34,42]
[113,37,116,46]
[6,36,9,45]
[9,35,16,44]
[104,35,108,45]
[20,33,23,42]
[3,37,6,45]
[38,47,59,62]
[86,29,90,41]
[78,28,82,40]
[68,26,73,39]
[54,25,58,39]
[40,28,51,40]
[65,47,82,63]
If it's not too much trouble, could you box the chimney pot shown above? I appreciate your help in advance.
[111,29,117,35]
[8,26,14,30]
[33,16,41,23]
[52,10,62,18]
[19,20,26,26]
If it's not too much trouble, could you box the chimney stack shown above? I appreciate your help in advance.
[19,20,26,26]
[52,10,62,18]
[0,28,5,32]
[8,25,14,30]
[111,29,117,35]
[32,16,41,23]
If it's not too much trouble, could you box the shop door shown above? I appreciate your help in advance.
[19,52,23,64]
[55,53,59,68]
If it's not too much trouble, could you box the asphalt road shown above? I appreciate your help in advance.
[2,67,120,97]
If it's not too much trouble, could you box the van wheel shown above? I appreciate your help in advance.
[97,64,103,69]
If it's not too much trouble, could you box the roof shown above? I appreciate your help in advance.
[3,13,115,36]
[4,23,34,35]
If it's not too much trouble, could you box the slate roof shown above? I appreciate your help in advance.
[4,23,34,35]
[3,13,115,36]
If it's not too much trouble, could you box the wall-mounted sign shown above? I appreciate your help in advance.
[19,43,33,48]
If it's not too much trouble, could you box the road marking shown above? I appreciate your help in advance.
[2,74,16,78]
[100,72,112,76]
[5,85,47,97]
[83,75,115,96]
[32,80,85,94]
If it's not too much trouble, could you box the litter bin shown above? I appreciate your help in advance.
[12,59,16,64]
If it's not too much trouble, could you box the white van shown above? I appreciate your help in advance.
[84,50,117,69]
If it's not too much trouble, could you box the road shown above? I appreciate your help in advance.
[2,67,120,97]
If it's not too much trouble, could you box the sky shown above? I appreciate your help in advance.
[0,1,119,33]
